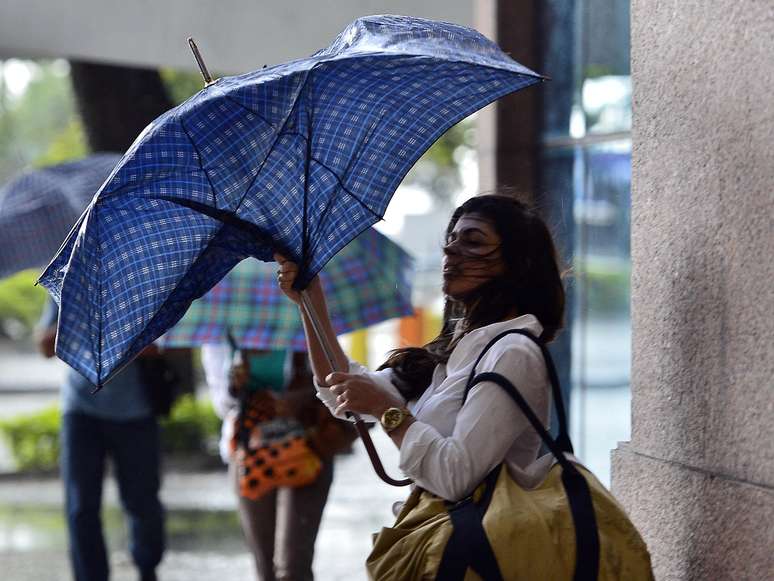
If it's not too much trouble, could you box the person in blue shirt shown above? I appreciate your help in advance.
[37,298,165,581]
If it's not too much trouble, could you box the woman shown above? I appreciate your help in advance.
[274,193,564,503]
[201,345,344,581]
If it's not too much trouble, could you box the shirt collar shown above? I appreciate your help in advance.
[446,314,544,372]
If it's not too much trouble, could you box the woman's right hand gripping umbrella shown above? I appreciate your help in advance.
[273,253,407,428]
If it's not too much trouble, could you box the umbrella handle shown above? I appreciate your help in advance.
[300,291,412,487]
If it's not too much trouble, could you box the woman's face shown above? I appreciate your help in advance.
[442,213,505,300]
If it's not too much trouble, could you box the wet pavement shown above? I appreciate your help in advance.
[0,323,632,580]
[0,430,402,581]
[0,384,631,581]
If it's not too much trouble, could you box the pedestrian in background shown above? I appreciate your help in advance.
[202,343,354,581]
[36,298,165,581]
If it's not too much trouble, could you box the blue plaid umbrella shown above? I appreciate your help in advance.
[39,15,544,386]
[160,228,414,350]
[0,154,121,279]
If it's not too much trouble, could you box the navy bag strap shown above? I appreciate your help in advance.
[437,330,600,581]
[463,329,572,454]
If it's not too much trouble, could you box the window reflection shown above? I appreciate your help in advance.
[583,76,631,134]
[540,0,632,484]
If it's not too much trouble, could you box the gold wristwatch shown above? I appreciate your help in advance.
[380,407,412,433]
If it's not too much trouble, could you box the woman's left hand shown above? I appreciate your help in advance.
[326,372,402,418]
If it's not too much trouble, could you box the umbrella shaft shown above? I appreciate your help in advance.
[299,290,411,487]
[300,290,343,375]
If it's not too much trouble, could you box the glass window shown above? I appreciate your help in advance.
[581,0,631,135]
[571,141,631,482]
[540,1,578,140]
[540,0,632,485]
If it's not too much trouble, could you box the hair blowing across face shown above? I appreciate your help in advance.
[379,194,566,400]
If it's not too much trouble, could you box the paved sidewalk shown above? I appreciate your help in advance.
[0,431,403,581]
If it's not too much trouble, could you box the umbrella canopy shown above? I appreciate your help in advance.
[0,154,121,278]
[160,228,413,350]
[39,14,544,385]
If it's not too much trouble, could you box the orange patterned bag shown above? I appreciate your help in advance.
[232,391,322,500]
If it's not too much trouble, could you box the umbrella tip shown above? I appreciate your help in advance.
[187,36,216,86]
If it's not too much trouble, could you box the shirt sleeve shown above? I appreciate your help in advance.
[398,336,549,501]
[201,343,238,419]
[314,360,406,423]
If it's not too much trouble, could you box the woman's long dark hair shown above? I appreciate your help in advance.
[379,194,566,400]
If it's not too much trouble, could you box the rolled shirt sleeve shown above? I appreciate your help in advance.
[398,338,549,501]
[314,360,405,423]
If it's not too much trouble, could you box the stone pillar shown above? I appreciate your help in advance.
[611,2,774,579]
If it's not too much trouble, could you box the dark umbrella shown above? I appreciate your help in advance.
[0,154,121,278]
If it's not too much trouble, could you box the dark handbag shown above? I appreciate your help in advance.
[136,353,182,417]
[307,405,359,458]
[367,330,654,581]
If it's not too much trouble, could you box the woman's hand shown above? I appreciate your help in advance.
[326,371,403,418]
[228,360,249,397]
[35,326,57,358]
[275,252,349,385]
[274,253,303,304]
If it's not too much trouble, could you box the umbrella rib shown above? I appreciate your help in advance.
[178,117,223,208]
[301,77,313,278]
[217,78,313,203]
[94,202,105,386]
[222,94,277,132]
[155,195,271,242]
[178,114,285,247]
[308,156,383,219]
[197,73,313,236]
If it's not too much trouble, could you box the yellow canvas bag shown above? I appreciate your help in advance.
[367,330,654,581]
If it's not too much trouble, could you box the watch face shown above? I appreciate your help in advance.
[383,408,403,429]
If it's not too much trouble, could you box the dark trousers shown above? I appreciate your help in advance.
[61,412,165,581]
[231,459,334,581]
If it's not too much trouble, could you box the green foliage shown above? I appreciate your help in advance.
[576,259,631,316]
[160,394,221,455]
[0,405,60,471]
[404,120,474,203]
[0,269,48,337]
[584,64,615,79]
[160,68,206,105]
[0,395,221,472]
[34,119,88,167]
[0,60,78,182]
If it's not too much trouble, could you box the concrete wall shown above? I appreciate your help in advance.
[0,0,471,73]
[612,1,774,579]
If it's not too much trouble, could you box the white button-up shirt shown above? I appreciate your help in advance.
[316,314,550,501]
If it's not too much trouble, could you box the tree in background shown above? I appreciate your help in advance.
[69,61,173,152]
[0,60,178,339]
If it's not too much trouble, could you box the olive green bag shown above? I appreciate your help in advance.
[367,330,654,581]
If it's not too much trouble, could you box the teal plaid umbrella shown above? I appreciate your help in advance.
[160,228,413,350]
